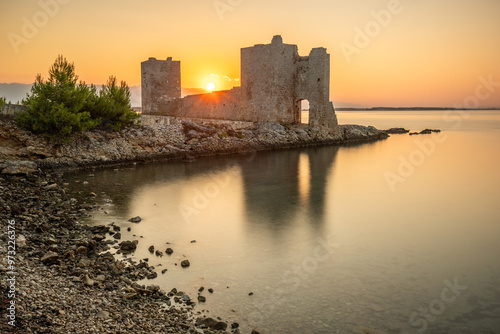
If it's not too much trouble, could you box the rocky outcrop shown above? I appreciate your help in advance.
[409,129,442,135]
[0,160,38,174]
[0,116,388,171]
[384,127,410,134]
[340,124,389,141]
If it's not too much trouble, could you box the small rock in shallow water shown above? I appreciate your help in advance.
[119,240,138,252]
[148,245,154,253]
[165,248,173,255]
[195,317,218,328]
[181,260,190,268]
[128,216,142,223]
[147,272,158,279]
[90,225,110,234]
[384,128,409,134]
[211,321,228,330]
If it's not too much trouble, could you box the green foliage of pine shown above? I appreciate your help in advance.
[16,55,138,142]
[0,96,6,109]
[90,76,138,131]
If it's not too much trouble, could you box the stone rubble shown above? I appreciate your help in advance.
[0,172,248,333]
[0,115,390,333]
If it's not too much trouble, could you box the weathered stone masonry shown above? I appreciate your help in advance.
[141,36,338,131]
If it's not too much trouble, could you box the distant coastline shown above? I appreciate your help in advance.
[3,83,500,111]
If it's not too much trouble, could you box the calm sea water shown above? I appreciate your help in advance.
[65,110,500,334]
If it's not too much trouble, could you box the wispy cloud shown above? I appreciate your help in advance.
[209,74,239,82]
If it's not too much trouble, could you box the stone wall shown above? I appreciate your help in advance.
[141,36,338,132]
[1,104,27,116]
[141,57,181,114]
[296,48,338,129]
[240,35,298,123]
[141,114,254,129]
[153,88,242,120]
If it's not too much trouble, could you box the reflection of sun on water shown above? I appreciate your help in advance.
[207,82,215,91]
[298,153,311,204]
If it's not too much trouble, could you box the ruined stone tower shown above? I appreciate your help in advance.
[240,35,337,128]
[141,57,181,114]
[141,36,338,131]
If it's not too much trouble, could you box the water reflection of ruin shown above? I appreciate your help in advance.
[240,146,338,227]
[63,146,338,227]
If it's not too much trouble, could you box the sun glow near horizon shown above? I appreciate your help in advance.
[0,1,499,107]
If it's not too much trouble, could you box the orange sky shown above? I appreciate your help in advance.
[1,0,499,107]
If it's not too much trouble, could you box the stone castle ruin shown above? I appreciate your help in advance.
[141,35,338,131]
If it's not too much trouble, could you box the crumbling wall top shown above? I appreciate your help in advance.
[272,35,283,45]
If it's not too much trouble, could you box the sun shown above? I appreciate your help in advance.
[207,82,215,91]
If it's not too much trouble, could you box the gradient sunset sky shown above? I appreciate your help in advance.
[1,0,499,107]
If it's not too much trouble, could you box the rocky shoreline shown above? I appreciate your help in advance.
[1,171,247,333]
[0,115,389,172]
[0,116,389,333]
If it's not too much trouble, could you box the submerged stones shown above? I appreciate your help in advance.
[410,129,442,135]
[195,317,227,330]
[128,216,142,223]
[118,240,138,252]
[0,171,243,334]
[180,260,190,268]
[90,225,110,234]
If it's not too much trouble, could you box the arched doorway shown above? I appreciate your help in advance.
[298,99,310,125]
